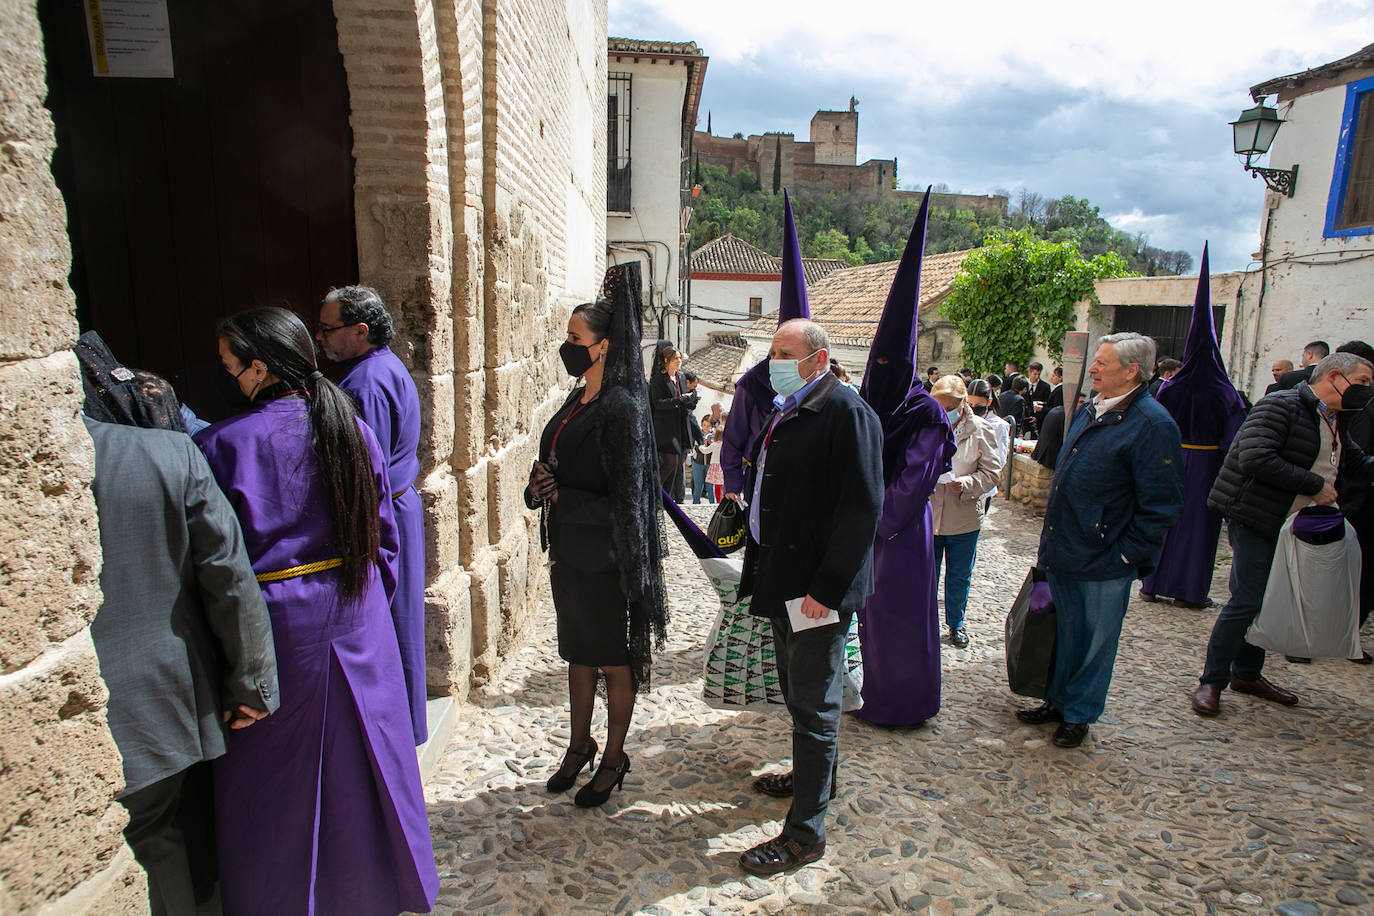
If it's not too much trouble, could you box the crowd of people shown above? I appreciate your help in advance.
[77,233,1374,908]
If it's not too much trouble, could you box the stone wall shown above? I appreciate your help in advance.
[1008,453,1052,513]
[0,0,146,911]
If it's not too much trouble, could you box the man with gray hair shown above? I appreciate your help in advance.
[1193,351,1374,716]
[736,318,883,874]
[317,285,428,744]
[1017,332,1184,747]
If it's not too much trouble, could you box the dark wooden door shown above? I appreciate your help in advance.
[41,0,357,421]
[1112,305,1226,364]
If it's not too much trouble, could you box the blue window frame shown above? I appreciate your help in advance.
[1324,74,1374,238]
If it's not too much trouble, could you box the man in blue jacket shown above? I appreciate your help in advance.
[1017,332,1185,747]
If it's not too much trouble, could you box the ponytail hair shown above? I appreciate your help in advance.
[217,307,381,603]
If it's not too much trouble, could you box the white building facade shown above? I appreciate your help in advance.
[605,39,707,343]
[1221,44,1374,400]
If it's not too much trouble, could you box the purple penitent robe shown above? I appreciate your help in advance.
[853,386,955,726]
[196,398,438,916]
[721,360,775,495]
[340,344,428,745]
[1139,245,1246,605]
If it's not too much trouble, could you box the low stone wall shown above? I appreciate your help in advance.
[1008,453,1052,513]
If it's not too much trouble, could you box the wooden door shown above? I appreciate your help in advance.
[41,0,357,421]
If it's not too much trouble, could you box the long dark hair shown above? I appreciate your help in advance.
[217,307,381,603]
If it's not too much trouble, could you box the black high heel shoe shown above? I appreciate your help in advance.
[574,754,630,807]
[546,739,597,793]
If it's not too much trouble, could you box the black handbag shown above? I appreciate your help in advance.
[706,498,747,555]
[1004,568,1056,699]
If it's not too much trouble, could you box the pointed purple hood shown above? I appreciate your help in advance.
[1154,243,1247,447]
[858,188,943,482]
[778,188,810,324]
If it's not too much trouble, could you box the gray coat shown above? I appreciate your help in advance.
[85,417,279,796]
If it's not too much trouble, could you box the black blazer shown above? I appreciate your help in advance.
[737,373,884,617]
[649,370,695,454]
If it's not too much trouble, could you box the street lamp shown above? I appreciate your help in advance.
[1230,102,1298,197]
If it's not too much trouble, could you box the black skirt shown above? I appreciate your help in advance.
[550,562,631,667]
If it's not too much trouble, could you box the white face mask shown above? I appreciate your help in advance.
[769,349,821,397]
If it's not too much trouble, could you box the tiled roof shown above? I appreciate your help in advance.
[691,234,848,284]
[1252,43,1374,100]
[608,38,704,56]
[682,340,748,391]
[744,248,974,347]
[692,234,777,275]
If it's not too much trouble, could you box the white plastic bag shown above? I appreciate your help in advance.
[1247,513,1363,659]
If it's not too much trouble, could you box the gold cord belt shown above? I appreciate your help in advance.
[1181,444,1220,451]
[255,557,343,583]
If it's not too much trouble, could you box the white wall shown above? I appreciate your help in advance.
[1223,79,1374,401]
[686,276,778,352]
[606,57,688,337]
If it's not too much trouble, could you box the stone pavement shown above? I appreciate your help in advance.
[421,499,1374,915]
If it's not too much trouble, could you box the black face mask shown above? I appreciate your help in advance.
[971,405,989,417]
[559,340,595,377]
[1341,381,1372,412]
[213,366,253,412]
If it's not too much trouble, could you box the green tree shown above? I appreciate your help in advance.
[942,228,1131,374]
[808,227,859,264]
[771,135,782,195]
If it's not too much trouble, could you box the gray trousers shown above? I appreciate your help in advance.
[771,614,846,845]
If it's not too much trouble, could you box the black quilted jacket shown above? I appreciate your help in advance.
[1208,385,1327,539]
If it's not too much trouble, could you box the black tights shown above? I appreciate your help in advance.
[559,663,635,791]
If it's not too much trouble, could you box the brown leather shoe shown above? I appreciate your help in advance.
[1229,676,1299,706]
[1191,683,1221,717]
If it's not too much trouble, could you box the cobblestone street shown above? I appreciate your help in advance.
[422,499,1374,915]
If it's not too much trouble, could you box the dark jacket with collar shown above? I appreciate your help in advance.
[649,370,696,454]
[1209,383,1373,538]
[1038,386,1184,580]
[1338,395,1374,518]
[737,372,884,617]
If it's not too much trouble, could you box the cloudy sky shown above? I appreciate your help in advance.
[608,0,1373,272]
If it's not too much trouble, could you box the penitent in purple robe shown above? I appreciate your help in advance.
[854,386,955,725]
[339,345,428,744]
[196,398,438,916]
[1140,245,1246,605]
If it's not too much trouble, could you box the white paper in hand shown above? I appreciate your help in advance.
[936,471,956,485]
[785,595,841,632]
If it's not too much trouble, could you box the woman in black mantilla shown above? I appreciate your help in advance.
[524,262,668,808]
[649,340,698,501]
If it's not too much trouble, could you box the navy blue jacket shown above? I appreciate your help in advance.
[1038,386,1185,580]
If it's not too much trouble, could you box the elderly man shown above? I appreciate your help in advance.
[317,285,428,745]
[1018,332,1184,747]
[1192,352,1374,716]
[736,318,883,875]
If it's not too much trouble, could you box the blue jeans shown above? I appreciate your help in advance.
[1200,522,1277,686]
[933,529,981,629]
[1046,572,1134,724]
[690,462,714,503]
[770,615,846,846]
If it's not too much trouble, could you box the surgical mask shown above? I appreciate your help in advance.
[559,341,595,377]
[768,350,821,398]
[947,408,962,426]
[1340,377,1372,412]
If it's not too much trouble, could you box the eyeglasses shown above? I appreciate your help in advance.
[316,321,359,336]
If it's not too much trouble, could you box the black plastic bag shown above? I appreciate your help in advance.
[706,498,747,555]
[1005,567,1056,699]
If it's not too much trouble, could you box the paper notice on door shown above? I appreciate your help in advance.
[86,0,175,78]
[785,596,840,632]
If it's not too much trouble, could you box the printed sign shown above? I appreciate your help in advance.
[85,0,174,79]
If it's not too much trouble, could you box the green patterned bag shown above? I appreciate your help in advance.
[700,557,863,711]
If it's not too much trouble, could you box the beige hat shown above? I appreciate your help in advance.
[930,374,967,401]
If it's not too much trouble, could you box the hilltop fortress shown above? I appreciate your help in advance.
[693,99,1007,215]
